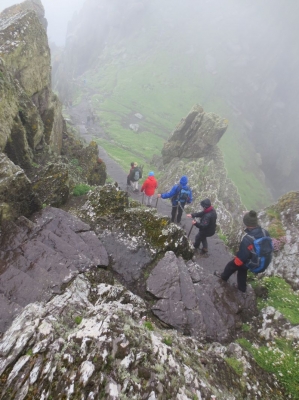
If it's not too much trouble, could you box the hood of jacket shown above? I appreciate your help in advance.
[180,176,188,186]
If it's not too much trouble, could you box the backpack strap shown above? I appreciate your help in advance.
[261,228,266,237]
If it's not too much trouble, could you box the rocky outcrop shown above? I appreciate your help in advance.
[147,251,256,342]
[258,191,299,289]
[162,104,229,164]
[158,106,245,249]
[79,185,194,264]
[0,206,108,334]
[32,163,70,207]
[0,153,41,224]
[0,2,63,157]
[0,1,107,223]
[0,273,285,400]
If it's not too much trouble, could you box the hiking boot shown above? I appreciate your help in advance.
[214,271,223,279]
[232,283,248,298]
[200,248,208,255]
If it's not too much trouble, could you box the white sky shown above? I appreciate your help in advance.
[0,0,85,45]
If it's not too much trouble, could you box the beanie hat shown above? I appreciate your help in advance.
[200,198,211,208]
[148,171,154,176]
[180,176,188,185]
[243,210,258,227]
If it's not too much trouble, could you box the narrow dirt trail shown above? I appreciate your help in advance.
[69,98,233,275]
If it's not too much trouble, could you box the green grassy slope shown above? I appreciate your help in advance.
[70,3,273,209]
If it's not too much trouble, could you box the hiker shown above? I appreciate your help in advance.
[214,210,272,293]
[127,162,134,186]
[186,198,217,255]
[141,171,158,207]
[129,162,142,192]
[157,176,192,224]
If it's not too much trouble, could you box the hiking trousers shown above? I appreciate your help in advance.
[221,260,248,293]
[171,203,185,223]
[145,194,154,206]
[194,230,208,250]
[131,180,139,191]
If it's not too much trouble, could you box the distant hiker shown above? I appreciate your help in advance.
[187,198,217,255]
[157,176,192,224]
[214,210,273,294]
[127,162,134,186]
[129,162,142,192]
[87,116,90,125]
[141,171,158,207]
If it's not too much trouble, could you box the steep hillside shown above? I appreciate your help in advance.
[53,0,298,208]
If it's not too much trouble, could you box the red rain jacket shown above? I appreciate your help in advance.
[141,176,158,196]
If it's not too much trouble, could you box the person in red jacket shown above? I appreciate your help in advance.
[141,171,158,207]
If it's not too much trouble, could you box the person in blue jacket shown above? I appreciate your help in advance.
[157,176,192,224]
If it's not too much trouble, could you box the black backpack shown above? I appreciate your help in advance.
[246,229,273,273]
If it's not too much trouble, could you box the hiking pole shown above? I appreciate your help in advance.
[188,224,194,238]
[155,197,159,208]
[142,193,144,205]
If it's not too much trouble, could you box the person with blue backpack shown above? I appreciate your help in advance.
[157,176,192,224]
[214,210,273,294]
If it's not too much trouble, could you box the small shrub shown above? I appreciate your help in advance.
[258,277,299,324]
[70,158,80,166]
[242,323,251,332]
[224,357,243,376]
[73,184,92,196]
[163,336,172,346]
[74,316,82,325]
[26,349,33,356]
[144,321,154,331]
[237,338,299,399]
[218,231,228,245]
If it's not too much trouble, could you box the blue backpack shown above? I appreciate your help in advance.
[175,185,191,204]
[246,229,273,273]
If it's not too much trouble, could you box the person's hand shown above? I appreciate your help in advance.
[192,220,197,225]
[157,194,161,198]
[186,214,192,218]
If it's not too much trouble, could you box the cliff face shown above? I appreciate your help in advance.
[0,1,106,224]
[0,0,63,160]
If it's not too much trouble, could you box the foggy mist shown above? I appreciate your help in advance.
[1,0,298,204]
[0,0,85,45]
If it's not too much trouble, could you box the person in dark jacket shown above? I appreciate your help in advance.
[129,162,142,192]
[187,198,217,255]
[127,162,134,186]
[214,210,271,293]
[157,176,192,224]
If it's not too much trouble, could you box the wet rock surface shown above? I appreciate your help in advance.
[147,251,257,342]
[0,207,108,334]
[0,153,41,224]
